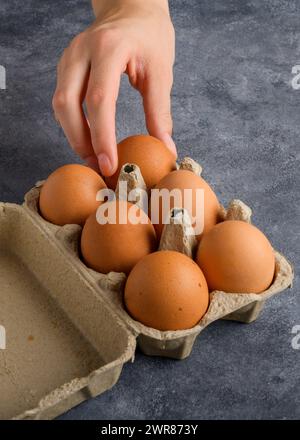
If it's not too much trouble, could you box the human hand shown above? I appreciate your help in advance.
[52,0,176,176]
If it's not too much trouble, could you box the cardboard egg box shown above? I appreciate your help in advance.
[23,157,293,361]
[0,157,293,419]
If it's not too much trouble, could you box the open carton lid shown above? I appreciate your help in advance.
[0,202,135,420]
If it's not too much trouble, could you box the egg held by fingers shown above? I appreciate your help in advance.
[105,134,177,190]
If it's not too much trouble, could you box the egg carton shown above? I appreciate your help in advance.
[23,158,294,361]
[0,202,135,420]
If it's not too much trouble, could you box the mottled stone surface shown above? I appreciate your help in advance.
[0,0,299,420]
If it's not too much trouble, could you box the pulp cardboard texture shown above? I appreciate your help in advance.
[0,202,136,420]
[0,157,294,419]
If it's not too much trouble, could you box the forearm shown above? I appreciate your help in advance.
[91,0,169,18]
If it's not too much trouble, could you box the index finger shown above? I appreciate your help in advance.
[85,55,126,176]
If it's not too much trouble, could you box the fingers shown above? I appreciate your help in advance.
[85,53,126,176]
[52,39,97,168]
[142,67,177,157]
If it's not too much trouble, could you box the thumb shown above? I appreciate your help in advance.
[142,69,177,158]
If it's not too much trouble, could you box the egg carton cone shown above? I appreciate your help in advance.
[0,201,135,420]
[21,159,294,362]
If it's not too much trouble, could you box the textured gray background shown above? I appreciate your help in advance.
[0,0,299,420]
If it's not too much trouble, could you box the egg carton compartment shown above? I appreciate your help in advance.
[0,202,135,420]
[23,166,293,360]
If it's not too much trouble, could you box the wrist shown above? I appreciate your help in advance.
[92,0,169,18]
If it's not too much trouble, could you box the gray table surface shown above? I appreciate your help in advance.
[0,0,299,420]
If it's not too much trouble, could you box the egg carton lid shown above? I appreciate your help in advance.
[0,201,135,419]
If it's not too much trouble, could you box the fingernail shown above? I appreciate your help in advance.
[161,133,178,158]
[85,155,100,172]
[97,153,113,176]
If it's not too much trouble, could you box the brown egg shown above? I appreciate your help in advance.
[124,250,209,331]
[196,220,275,293]
[81,200,157,274]
[151,169,220,240]
[39,164,107,226]
[105,135,176,189]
